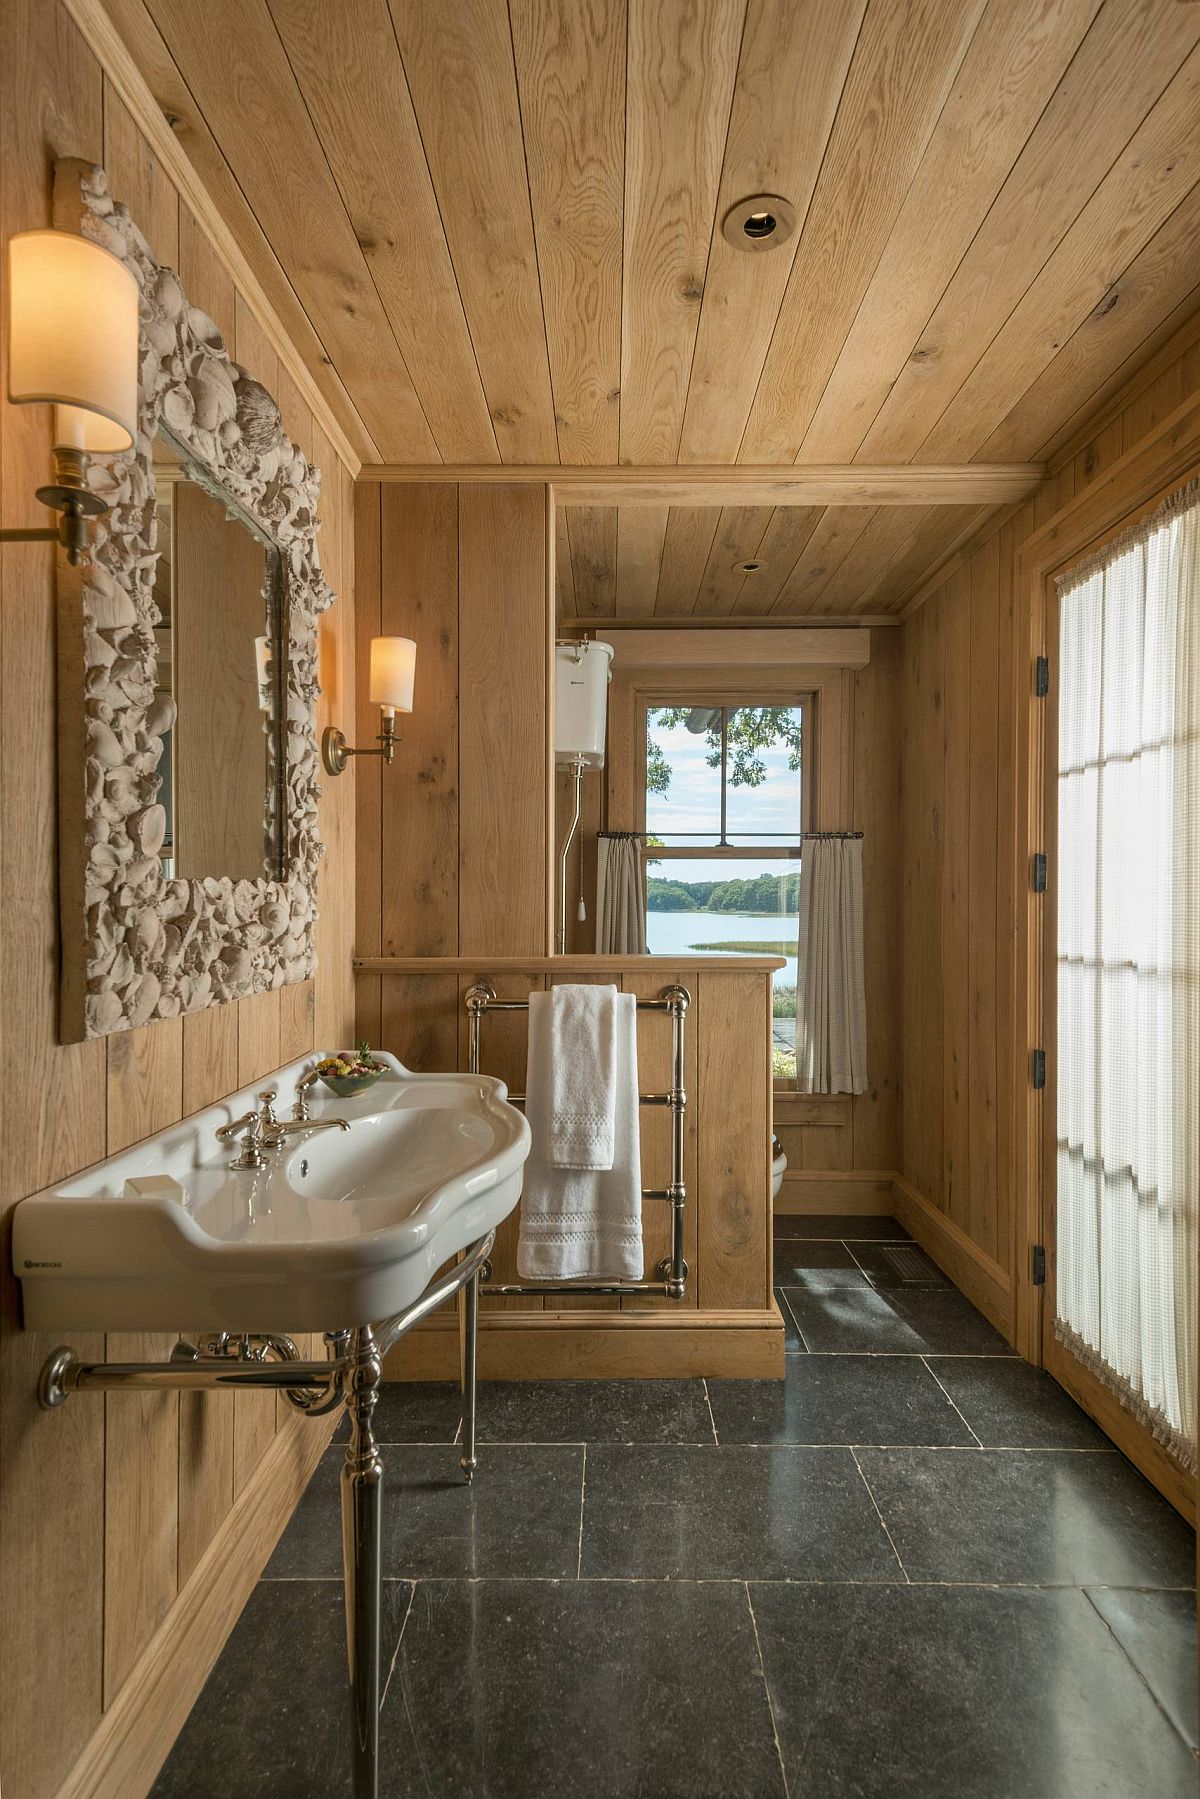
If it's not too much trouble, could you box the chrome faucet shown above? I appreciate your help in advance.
[264,1116,350,1147]
[216,1088,349,1168]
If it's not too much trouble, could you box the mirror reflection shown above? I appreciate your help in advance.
[152,428,286,884]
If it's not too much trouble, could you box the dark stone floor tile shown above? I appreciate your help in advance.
[580,1444,901,1582]
[775,1288,807,1352]
[751,1581,1198,1799]
[334,1380,462,1445]
[785,1285,1015,1355]
[773,1213,912,1241]
[856,1447,1196,1587]
[849,1240,948,1288]
[1087,1586,1199,1752]
[773,1240,872,1290]
[152,1579,410,1798]
[385,1579,785,1798]
[266,1444,583,1581]
[470,1377,713,1443]
[926,1358,1110,1449]
[708,1359,976,1447]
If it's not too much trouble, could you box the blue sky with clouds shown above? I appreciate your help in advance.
[646,710,802,887]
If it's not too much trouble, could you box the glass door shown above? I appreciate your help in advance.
[1045,480,1200,1513]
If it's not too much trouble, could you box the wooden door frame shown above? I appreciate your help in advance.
[1013,393,1200,1519]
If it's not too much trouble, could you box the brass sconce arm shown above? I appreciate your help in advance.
[321,713,397,777]
[0,447,107,566]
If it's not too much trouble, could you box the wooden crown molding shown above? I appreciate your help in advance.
[601,627,871,669]
[358,464,1045,507]
[63,0,365,476]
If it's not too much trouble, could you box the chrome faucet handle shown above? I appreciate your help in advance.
[292,1066,323,1121]
[215,1110,267,1170]
[257,1088,279,1127]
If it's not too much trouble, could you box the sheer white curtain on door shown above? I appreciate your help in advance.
[1056,477,1200,1472]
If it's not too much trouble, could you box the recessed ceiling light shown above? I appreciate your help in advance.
[721,194,797,254]
[734,559,765,574]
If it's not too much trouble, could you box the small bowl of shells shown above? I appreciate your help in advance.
[314,1043,387,1099]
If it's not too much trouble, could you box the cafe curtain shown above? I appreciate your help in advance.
[795,836,867,1095]
[1055,477,1200,1472]
[595,833,648,955]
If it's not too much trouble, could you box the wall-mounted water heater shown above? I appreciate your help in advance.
[555,640,614,951]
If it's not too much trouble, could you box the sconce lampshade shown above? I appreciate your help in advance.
[6,230,139,454]
[369,636,416,715]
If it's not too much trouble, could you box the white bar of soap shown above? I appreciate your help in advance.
[123,1174,185,1203]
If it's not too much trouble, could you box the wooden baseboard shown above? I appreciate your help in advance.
[1045,1332,1196,1526]
[775,1171,895,1215]
[387,1310,785,1379]
[892,1174,1014,1341]
[59,1411,335,1799]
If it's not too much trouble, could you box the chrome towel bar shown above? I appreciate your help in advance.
[464,980,690,1300]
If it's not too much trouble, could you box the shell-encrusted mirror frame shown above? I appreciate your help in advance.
[56,161,332,1041]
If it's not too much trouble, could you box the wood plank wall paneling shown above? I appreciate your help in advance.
[353,481,554,1003]
[0,8,357,1791]
[894,319,1200,1340]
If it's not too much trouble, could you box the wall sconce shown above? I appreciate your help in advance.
[2,230,139,565]
[322,635,416,777]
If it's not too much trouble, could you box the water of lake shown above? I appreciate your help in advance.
[645,910,798,990]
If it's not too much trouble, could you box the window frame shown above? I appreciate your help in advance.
[638,690,817,1091]
[637,691,817,853]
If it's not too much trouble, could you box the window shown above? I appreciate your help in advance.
[642,701,811,1082]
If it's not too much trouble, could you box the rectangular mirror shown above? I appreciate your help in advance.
[152,426,287,884]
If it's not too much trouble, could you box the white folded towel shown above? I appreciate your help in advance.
[517,988,643,1282]
[545,983,618,1169]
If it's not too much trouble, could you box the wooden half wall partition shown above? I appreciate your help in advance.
[354,958,783,1379]
[0,7,358,1795]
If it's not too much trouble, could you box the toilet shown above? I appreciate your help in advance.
[771,1134,787,1200]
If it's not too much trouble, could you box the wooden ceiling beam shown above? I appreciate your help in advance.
[358,464,1044,506]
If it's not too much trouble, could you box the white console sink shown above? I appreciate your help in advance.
[13,1052,529,1334]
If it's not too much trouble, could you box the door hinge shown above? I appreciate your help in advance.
[1032,1048,1046,1089]
[1035,655,1050,697]
[1032,852,1048,893]
[1032,1244,1046,1286]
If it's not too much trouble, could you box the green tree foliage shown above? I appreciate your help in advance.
[646,871,799,914]
[646,707,802,798]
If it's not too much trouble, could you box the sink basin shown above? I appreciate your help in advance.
[13,1052,529,1334]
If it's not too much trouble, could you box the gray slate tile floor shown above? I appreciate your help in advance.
[155,1218,1197,1798]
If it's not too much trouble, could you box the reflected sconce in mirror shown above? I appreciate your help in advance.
[322,635,416,776]
[2,230,139,564]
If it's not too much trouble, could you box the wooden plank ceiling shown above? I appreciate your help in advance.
[96,0,1200,616]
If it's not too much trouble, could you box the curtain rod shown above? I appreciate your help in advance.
[597,829,864,841]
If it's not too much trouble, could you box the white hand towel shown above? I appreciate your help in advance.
[517,989,642,1281]
[544,984,618,1170]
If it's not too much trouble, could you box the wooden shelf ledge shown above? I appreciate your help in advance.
[353,955,787,973]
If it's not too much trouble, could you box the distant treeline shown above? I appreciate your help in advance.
[646,870,800,914]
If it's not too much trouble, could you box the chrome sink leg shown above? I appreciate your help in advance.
[341,1326,383,1799]
[459,1265,479,1484]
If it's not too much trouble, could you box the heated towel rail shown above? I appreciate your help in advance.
[464,980,690,1301]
